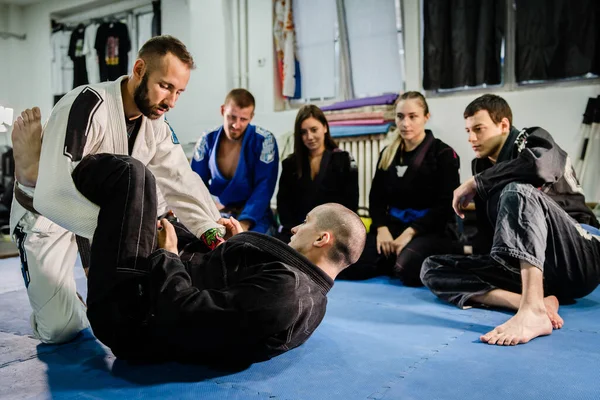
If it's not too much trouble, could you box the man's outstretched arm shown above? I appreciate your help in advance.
[147,121,226,244]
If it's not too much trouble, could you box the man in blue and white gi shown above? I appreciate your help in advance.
[191,89,279,234]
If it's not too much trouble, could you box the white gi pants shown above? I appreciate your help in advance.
[11,201,89,344]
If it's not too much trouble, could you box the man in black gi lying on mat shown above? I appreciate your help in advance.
[14,146,366,363]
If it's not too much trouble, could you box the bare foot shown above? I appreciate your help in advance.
[12,107,42,187]
[480,307,553,346]
[544,295,564,329]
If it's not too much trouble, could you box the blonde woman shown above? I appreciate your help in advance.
[341,92,460,285]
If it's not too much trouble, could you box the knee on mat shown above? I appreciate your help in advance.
[33,314,88,344]
[338,263,381,280]
[392,260,424,287]
[419,256,441,289]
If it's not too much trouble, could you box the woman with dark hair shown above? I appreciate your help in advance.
[276,105,359,242]
[340,91,460,285]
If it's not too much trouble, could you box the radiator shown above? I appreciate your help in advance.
[337,133,389,216]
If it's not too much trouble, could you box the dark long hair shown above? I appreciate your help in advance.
[293,105,338,177]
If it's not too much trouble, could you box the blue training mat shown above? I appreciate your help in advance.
[1,258,599,400]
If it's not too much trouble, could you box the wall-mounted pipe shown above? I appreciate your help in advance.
[239,0,249,89]
[0,31,26,40]
[232,0,241,88]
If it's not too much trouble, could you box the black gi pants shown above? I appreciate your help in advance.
[340,223,455,286]
[72,154,332,363]
[72,153,159,359]
[421,183,600,308]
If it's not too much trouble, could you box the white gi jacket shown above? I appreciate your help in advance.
[13,76,224,240]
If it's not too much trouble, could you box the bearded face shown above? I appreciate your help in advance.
[133,72,171,120]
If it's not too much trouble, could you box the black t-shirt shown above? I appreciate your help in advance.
[95,22,131,81]
[396,144,417,167]
[125,117,142,155]
[277,149,359,233]
[68,25,88,88]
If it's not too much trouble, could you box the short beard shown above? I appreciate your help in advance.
[226,127,245,141]
[133,73,168,120]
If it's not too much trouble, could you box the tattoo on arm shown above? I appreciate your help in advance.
[200,227,225,250]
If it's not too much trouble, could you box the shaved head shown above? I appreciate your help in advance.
[312,203,366,268]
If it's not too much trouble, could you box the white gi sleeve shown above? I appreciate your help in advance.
[147,121,225,238]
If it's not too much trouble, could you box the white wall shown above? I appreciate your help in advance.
[1,4,25,146]
[160,0,231,137]
[0,5,25,113]
[3,0,599,182]
[1,0,111,127]
[1,0,151,139]
[0,4,8,112]
[158,0,294,141]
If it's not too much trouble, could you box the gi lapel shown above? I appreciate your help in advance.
[303,149,332,208]
[399,130,435,186]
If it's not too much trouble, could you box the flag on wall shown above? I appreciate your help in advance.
[274,0,300,99]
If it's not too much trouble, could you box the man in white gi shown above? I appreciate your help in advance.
[10,35,225,344]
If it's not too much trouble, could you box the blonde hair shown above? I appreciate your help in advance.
[378,92,430,170]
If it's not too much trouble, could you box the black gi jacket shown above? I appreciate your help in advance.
[369,130,460,235]
[147,232,333,363]
[472,126,600,253]
[277,149,359,232]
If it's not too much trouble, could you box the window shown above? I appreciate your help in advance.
[422,0,505,92]
[292,0,338,101]
[291,0,405,102]
[422,0,600,93]
[515,0,600,84]
[344,0,405,97]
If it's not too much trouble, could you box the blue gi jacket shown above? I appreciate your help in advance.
[191,124,279,233]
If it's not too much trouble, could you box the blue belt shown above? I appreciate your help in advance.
[581,224,600,236]
[389,207,430,224]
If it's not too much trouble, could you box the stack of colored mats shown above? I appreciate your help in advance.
[321,93,398,138]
